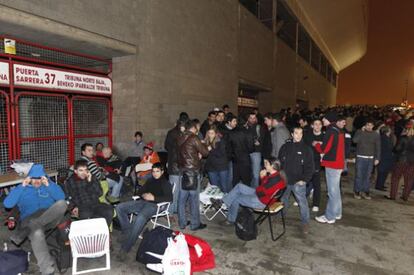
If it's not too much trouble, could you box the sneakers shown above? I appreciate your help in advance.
[361,193,372,200]
[315,215,335,224]
[336,215,342,220]
[311,206,319,212]
[293,201,299,206]
[354,192,362,199]
[191,223,207,231]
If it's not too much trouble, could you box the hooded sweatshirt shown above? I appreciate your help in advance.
[4,164,65,220]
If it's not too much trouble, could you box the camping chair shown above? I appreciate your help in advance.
[199,184,227,221]
[129,182,176,229]
[253,188,286,241]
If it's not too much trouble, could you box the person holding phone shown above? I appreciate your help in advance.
[66,159,114,226]
[4,164,67,275]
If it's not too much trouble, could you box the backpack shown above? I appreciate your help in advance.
[136,226,175,264]
[0,250,28,275]
[48,216,72,273]
[235,207,257,241]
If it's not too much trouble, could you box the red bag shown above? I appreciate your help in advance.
[175,232,215,273]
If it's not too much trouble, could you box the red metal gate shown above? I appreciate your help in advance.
[14,93,111,171]
[72,96,111,159]
[0,91,11,174]
[15,92,70,171]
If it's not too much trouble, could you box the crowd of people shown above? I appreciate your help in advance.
[4,103,414,274]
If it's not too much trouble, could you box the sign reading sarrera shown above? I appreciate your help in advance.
[13,63,112,95]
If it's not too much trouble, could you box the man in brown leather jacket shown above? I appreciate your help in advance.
[177,120,210,230]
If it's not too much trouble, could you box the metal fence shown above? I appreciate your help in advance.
[0,92,9,175]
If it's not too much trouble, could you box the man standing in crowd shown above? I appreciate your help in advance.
[164,119,186,213]
[4,164,67,275]
[271,113,291,159]
[200,111,217,138]
[229,117,254,187]
[245,112,266,188]
[279,127,314,234]
[177,120,210,230]
[262,113,274,160]
[66,159,114,226]
[304,118,324,212]
[315,112,346,224]
[221,113,238,188]
[81,143,123,203]
[353,118,381,199]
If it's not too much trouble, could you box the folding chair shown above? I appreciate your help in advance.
[253,188,286,241]
[199,184,227,221]
[129,182,176,229]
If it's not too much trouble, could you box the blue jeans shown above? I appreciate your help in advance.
[116,200,157,252]
[178,173,201,230]
[249,152,262,188]
[208,170,230,193]
[222,183,265,223]
[107,176,123,198]
[168,175,180,214]
[324,168,342,220]
[354,157,374,193]
[282,183,310,224]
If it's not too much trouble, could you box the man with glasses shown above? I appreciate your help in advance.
[115,163,172,254]
[4,164,67,275]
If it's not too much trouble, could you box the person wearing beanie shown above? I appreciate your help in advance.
[4,164,67,275]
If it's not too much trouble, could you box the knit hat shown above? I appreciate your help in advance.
[324,111,338,123]
[144,142,154,151]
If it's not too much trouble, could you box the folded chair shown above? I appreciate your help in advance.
[253,188,286,241]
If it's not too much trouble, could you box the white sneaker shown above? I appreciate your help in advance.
[336,215,342,220]
[315,215,335,224]
[312,206,319,212]
[293,201,299,206]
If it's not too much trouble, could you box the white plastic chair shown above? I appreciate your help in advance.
[68,218,110,275]
[130,182,176,229]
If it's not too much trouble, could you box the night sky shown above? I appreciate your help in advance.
[337,0,414,105]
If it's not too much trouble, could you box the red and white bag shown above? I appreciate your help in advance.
[162,233,191,275]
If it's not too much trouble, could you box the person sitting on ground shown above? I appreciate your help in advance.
[4,164,67,275]
[136,142,160,184]
[66,159,114,226]
[80,143,123,203]
[210,158,286,225]
[115,163,172,254]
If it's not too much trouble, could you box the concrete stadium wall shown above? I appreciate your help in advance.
[0,0,337,157]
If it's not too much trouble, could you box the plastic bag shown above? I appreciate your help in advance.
[162,233,191,275]
[10,161,34,176]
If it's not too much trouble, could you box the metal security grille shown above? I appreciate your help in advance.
[17,94,69,171]
[0,92,9,175]
[0,37,110,74]
[72,97,110,159]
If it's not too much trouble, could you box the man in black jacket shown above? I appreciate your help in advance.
[245,112,267,187]
[116,163,172,253]
[164,119,186,213]
[229,117,254,186]
[279,127,314,234]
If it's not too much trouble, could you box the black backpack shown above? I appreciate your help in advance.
[136,226,175,264]
[0,250,28,275]
[48,216,72,273]
[235,207,257,241]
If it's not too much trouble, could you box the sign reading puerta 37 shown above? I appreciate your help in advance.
[0,61,112,94]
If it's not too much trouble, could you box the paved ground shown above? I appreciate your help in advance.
[1,164,414,275]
